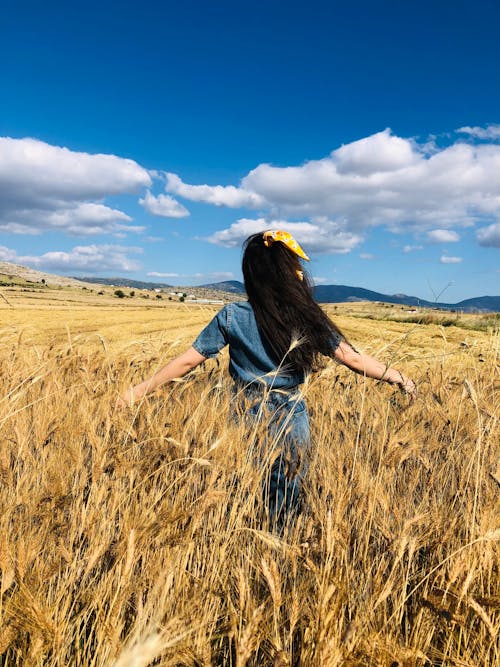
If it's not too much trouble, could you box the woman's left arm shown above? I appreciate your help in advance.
[333,341,417,398]
[118,346,207,407]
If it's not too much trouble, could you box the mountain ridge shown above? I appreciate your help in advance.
[83,277,499,312]
[199,280,500,312]
[0,261,498,312]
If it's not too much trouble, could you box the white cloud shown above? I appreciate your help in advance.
[476,222,500,248]
[456,124,500,140]
[205,218,363,254]
[241,133,500,230]
[0,137,151,236]
[204,218,269,246]
[0,203,146,237]
[0,244,143,273]
[165,172,265,208]
[167,128,500,252]
[427,229,460,243]
[147,271,180,278]
[139,191,189,218]
[312,276,328,284]
[0,246,17,262]
[440,255,463,264]
[403,244,423,253]
[334,130,418,175]
[5,130,500,260]
[359,252,374,260]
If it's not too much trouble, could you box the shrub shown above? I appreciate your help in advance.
[114,289,126,298]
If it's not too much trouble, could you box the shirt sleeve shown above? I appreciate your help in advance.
[192,305,230,358]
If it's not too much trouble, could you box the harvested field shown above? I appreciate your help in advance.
[0,291,498,666]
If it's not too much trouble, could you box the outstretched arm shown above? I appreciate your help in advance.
[118,346,207,407]
[334,341,416,397]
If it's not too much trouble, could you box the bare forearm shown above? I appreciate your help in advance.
[120,346,206,405]
[346,351,401,383]
[129,358,195,400]
[334,341,416,395]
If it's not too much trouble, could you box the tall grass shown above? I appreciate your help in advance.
[352,310,500,334]
[0,325,498,666]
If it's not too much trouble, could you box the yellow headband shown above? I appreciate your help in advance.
[262,230,310,261]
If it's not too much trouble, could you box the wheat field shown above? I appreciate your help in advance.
[0,292,499,666]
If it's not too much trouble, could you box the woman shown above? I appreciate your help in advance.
[119,231,416,527]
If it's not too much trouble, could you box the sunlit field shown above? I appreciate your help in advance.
[1,290,498,666]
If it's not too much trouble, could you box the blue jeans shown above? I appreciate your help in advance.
[233,386,311,528]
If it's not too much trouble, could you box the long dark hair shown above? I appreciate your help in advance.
[242,232,345,374]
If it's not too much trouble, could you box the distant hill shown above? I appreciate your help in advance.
[202,280,500,312]
[200,280,246,293]
[313,284,424,306]
[313,284,500,312]
[76,276,246,294]
[74,277,500,312]
[452,296,500,311]
[2,261,498,312]
[76,276,173,290]
[0,261,94,288]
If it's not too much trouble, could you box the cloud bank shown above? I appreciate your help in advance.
[456,124,500,140]
[2,128,499,271]
[205,218,363,254]
[166,128,500,252]
[0,137,151,236]
[0,243,143,272]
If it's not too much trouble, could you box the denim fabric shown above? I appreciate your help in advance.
[192,301,306,389]
[234,386,311,528]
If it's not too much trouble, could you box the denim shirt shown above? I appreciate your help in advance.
[192,301,340,390]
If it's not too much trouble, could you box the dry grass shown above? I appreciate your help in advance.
[0,295,499,666]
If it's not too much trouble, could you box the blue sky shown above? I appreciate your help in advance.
[1,0,499,301]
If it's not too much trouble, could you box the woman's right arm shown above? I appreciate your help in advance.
[118,346,207,407]
[117,305,230,409]
[333,341,417,398]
